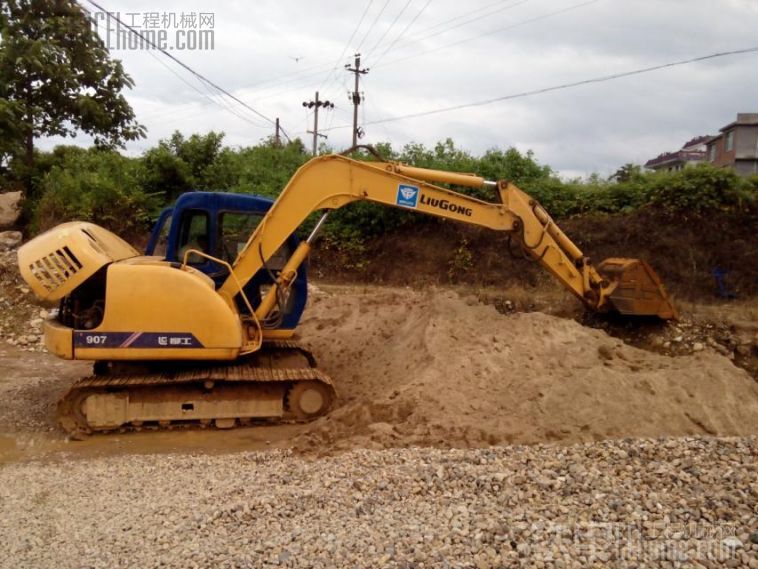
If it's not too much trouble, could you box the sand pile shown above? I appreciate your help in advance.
[295,287,758,451]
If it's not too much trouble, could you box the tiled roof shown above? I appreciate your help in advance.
[645,134,712,168]
[681,135,712,149]
[644,150,706,168]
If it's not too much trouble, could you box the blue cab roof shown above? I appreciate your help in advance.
[171,191,276,213]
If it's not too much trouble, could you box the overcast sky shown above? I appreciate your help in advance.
[40,0,758,178]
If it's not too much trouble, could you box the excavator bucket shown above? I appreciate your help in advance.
[597,258,678,320]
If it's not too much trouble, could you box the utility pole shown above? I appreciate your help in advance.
[302,91,334,155]
[345,53,369,148]
[274,117,281,147]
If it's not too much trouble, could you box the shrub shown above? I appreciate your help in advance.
[24,134,756,247]
[643,164,755,215]
[33,148,158,238]
[229,139,309,198]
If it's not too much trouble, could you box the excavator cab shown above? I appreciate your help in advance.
[144,192,309,333]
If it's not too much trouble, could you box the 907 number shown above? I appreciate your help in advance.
[84,335,107,345]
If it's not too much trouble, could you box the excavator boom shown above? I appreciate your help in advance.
[224,154,676,320]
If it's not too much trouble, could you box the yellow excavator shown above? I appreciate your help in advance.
[17,152,676,436]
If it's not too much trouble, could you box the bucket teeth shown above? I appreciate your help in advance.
[597,258,678,320]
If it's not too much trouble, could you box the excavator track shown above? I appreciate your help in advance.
[57,341,336,437]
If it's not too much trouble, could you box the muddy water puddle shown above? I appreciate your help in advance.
[0,345,310,465]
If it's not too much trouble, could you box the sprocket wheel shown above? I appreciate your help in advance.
[57,389,95,439]
[286,381,333,420]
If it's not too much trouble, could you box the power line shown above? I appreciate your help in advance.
[318,0,375,92]
[239,0,531,104]
[191,74,271,128]
[256,0,587,131]
[248,58,360,105]
[361,76,393,141]
[364,0,414,60]
[317,0,587,119]
[415,0,519,35]
[372,0,433,67]
[91,17,269,131]
[228,0,503,100]
[320,0,417,112]
[242,61,334,91]
[323,46,758,130]
[237,60,339,97]
[186,0,513,101]
[180,0,524,104]
[371,0,529,67]
[383,0,532,59]
[317,1,382,107]
[116,56,277,136]
[81,0,288,140]
[278,123,293,143]
[316,0,595,114]
[245,65,339,102]
[322,76,353,136]
[316,0,584,110]
[376,0,598,69]
[355,0,392,53]
[89,17,242,125]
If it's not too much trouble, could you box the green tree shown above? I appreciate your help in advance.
[0,0,144,193]
[610,163,642,183]
[142,131,245,200]
[478,148,552,187]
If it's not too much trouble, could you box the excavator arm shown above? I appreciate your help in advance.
[220,153,676,320]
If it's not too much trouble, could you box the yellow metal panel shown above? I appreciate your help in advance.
[43,319,73,359]
[380,162,486,188]
[75,347,239,361]
[498,182,588,301]
[73,260,243,361]
[18,222,138,301]
[261,329,296,340]
[84,393,128,428]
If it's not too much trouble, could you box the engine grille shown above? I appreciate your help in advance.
[28,246,83,293]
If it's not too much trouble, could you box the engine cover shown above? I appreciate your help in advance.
[18,222,138,301]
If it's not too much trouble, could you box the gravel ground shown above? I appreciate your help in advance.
[1,436,756,569]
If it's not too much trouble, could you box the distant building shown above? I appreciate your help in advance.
[644,136,711,172]
[705,113,758,177]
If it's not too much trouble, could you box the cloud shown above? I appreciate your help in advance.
[37,0,758,177]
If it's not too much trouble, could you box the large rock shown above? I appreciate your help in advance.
[0,230,22,251]
[0,191,22,228]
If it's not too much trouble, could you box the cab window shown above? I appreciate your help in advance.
[152,213,172,257]
[219,212,263,263]
[177,210,210,265]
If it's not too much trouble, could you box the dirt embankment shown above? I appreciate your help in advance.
[294,287,758,453]
[1,227,757,460]
[311,209,758,302]
[1,285,757,461]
